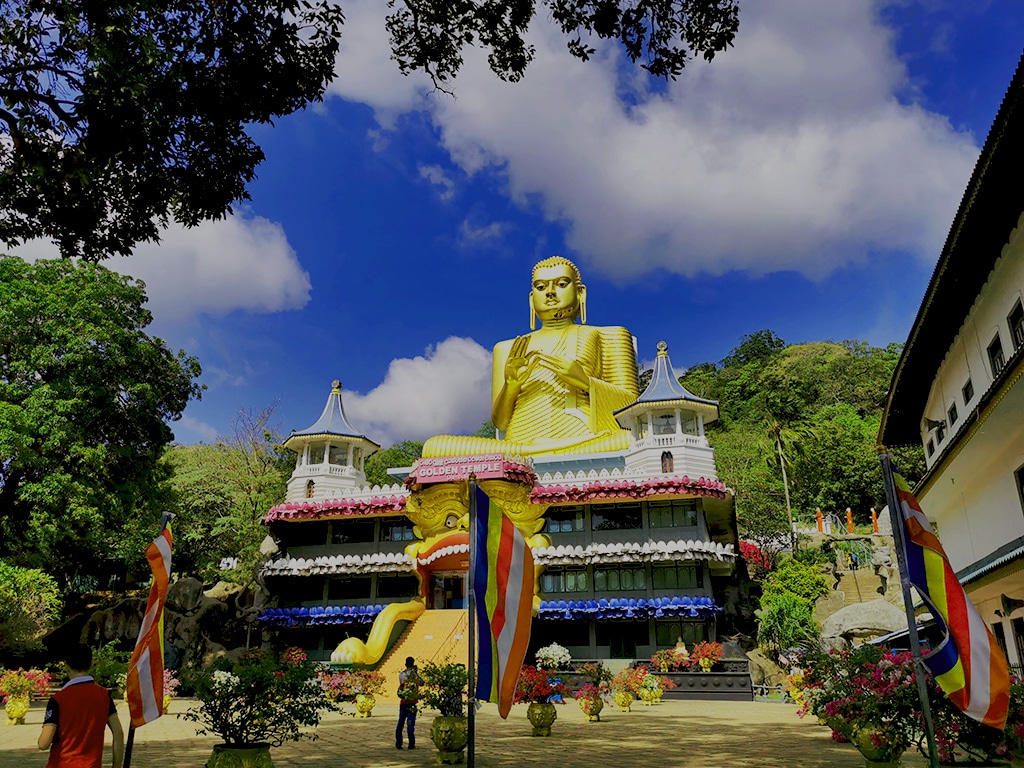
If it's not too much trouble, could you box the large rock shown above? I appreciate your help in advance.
[746,649,785,686]
[821,598,907,643]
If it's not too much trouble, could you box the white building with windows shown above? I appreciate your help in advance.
[880,52,1024,667]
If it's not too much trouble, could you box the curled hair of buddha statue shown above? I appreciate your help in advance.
[529,256,586,330]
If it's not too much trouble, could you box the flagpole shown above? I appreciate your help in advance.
[467,477,477,768]
[123,725,136,768]
[879,452,939,768]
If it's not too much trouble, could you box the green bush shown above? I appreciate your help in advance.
[757,592,820,655]
[761,557,830,605]
[90,645,131,693]
[420,660,467,717]
[0,560,61,657]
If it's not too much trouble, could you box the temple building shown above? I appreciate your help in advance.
[879,54,1024,665]
[257,258,740,680]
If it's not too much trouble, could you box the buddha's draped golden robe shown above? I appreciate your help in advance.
[422,324,639,457]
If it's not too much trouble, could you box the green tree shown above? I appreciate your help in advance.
[364,440,424,488]
[0,256,203,587]
[163,405,291,580]
[1,0,739,259]
[0,560,61,656]
[756,591,819,656]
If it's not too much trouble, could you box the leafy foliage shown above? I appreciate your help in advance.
[89,644,131,694]
[513,664,566,704]
[364,440,423,488]
[184,647,334,747]
[162,405,290,580]
[0,257,203,587]
[755,591,819,655]
[0,1,345,259]
[420,659,468,716]
[0,667,52,700]
[0,560,60,656]
[760,558,830,605]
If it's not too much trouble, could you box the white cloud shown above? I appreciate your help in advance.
[173,414,220,444]
[328,0,977,279]
[459,219,506,246]
[345,337,492,444]
[419,164,456,200]
[14,214,311,323]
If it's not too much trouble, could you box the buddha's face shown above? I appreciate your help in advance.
[531,263,582,322]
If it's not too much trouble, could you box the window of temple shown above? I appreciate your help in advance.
[948,402,958,427]
[1013,618,1024,665]
[593,565,646,591]
[651,562,702,589]
[328,445,348,466]
[992,621,1009,660]
[376,574,419,599]
[596,621,649,658]
[648,499,699,529]
[636,418,648,439]
[962,378,974,405]
[331,519,375,544]
[353,447,362,469]
[539,567,588,593]
[309,445,325,464]
[661,451,674,473]
[591,502,642,531]
[653,412,675,435]
[544,506,585,534]
[1016,464,1024,515]
[680,412,697,435]
[381,519,416,541]
[1010,301,1024,350]
[305,480,315,499]
[926,439,935,457]
[327,575,372,600]
[655,620,707,648]
[989,333,1006,376]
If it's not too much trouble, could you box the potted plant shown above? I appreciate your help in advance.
[797,645,920,766]
[611,668,645,712]
[574,683,607,722]
[535,642,572,671]
[182,647,336,768]
[350,670,385,717]
[689,641,724,672]
[1,668,52,725]
[650,647,688,673]
[514,665,565,736]
[420,660,468,764]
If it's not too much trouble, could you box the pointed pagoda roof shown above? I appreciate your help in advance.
[283,379,379,450]
[615,341,719,422]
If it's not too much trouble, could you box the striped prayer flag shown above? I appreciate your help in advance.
[886,459,1010,728]
[472,485,534,719]
[126,514,173,727]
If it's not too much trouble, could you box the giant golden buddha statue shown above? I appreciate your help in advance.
[423,256,639,457]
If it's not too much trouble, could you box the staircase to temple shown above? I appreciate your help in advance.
[377,609,469,701]
[836,569,880,605]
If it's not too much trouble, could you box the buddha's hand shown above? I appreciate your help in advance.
[504,335,538,387]
[530,351,589,391]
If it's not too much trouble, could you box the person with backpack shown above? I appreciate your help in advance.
[395,657,421,750]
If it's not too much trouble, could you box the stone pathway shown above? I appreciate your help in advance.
[1,698,934,767]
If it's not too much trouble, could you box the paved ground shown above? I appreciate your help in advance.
[1,698,935,767]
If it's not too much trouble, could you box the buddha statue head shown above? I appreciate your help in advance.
[530,256,587,330]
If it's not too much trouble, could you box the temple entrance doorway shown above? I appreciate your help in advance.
[430,572,466,610]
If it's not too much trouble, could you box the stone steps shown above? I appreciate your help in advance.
[376,609,468,701]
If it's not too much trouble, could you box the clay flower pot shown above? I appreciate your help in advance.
[430,715,469,764]
[4,694,30,725]
[578,696,603,722]
[613,691,634,712]
[526,702,558,736]
[354,693,375,718]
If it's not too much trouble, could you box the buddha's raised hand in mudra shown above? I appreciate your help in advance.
[422,257,639,458]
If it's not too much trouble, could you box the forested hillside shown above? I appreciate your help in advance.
[677,331,924,558]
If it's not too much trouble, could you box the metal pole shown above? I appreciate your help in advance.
[879,452,940,768]
[123,724,136,768]
[467,477,477,768]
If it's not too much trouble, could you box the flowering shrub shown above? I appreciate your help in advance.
[163,669,180,698]
[183,648,335,746]
[689,641,724,668]
[319,669,385,702]
[0,668,52,701]
[535,643,572,670]
[574,662,612,687]
[925,672,1024,763]
[420,660,467,717]
[797,645,920,747]
[514,665,566,704]
[640,672,676,692]
[573,683,607,703]
[650,648,688,672]
[611,667,646,695]
[740,541,773,574]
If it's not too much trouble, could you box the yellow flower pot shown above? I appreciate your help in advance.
[578,696,603,722]
[526,702,557,736]
[354,693,375,718]
[613,691,633,712]
[638,687,659,706]
[4,694,30,725]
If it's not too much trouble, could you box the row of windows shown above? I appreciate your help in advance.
[544,499,701,534]
[540,563,703,593]
[927,301,1023,459]
[531,619,708,653]
[320,573,421,601]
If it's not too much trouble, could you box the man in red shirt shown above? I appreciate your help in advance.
[38,645,125,768]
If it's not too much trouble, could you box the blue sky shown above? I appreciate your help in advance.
[20,1,1024,448]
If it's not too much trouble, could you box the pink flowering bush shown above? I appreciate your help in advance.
[0,668,52,701]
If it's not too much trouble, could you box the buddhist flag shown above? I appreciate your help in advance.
[472,485,534,719]
[884,458,1010,728]
[126,514,173,727]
